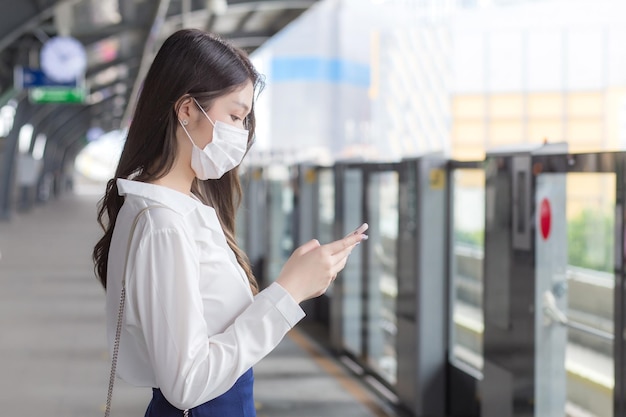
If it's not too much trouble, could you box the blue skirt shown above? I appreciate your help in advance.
[144,369,256,417]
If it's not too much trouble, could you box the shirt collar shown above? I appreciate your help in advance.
[117,178,200,216]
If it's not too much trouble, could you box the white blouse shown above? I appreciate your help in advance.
[105,179,305,410]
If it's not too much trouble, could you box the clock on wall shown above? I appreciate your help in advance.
[40,36,87,83]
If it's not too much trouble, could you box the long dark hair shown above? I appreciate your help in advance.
[93,29,263,294]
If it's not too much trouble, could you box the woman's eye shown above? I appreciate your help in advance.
[231,115,241,122]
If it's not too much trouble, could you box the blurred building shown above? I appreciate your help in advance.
[451,0,626,160]
[246,0,626,165]
[249,0,455,164]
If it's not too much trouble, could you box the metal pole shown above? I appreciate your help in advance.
[0,96,31,220]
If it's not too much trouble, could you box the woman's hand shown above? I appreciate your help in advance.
[276,230,368,304]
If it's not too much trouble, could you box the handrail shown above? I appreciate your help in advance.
[543,291,614,341]
[566,319,614,342]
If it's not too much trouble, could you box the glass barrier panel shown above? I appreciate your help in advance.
[317,168,335,246]
[366,170,399,385]
[565,173,615,417]
[341,168,364,356]
[450,168,485,371]
[317,168,336,295]
[266,165,294,285]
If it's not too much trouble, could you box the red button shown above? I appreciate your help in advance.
[540,198,551,240]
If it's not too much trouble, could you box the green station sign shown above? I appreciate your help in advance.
[29,87,86,104]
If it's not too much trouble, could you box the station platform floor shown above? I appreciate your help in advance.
[0,187,397,417]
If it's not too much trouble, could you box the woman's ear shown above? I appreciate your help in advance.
[175,95,194,123]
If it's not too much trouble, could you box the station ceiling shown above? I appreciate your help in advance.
[0,0,317,137]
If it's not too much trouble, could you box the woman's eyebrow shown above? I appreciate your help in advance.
[233,100,250,113]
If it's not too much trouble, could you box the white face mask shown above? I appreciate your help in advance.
[179,99,249,180]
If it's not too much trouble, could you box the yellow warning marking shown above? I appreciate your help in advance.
[429,168,445,190]
[288,329,392,417]
[304,168,317,184]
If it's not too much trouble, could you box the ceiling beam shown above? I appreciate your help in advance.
[0,0,82,54]
[235,10,256,32]
[227,0,317,8]
[122,0,172,128]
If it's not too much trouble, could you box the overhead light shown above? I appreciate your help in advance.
[92,64,128,87]
[91,0,122,26]
[32,134,47,161]
[206,0,228,15]
[0,103,16,137]
[87,90,106,105]
[18,124,34,154]
[87,126,105,142]
[114,82,127,95]
[113,96,126,107]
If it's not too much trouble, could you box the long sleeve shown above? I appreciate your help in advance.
[129,226,305,410]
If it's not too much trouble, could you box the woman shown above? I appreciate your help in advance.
[92,29,367,416]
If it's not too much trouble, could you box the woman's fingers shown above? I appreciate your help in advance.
[325,240,363,279]
[277,228,368,303]
[323,232,367,256]
[297,239,320,255]
[343,222,369,239]
[317,228,369,276]
[330,255,350,277]
[330,242,359,265]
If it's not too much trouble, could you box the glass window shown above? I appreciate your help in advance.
[317,168,335,248]
[266,165,294,284]
[564,173,615,417]
[449,169,485,371]
[341,169,364,356]
[366,171,399,385]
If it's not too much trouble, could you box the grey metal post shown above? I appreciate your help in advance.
[481,144,567,417]
[481,151,530,417]
[396,154,448,416]
[295,164,316,246]
[615,159,626,416]
[243,167,268,287]
[0,97,32,220]
[296,164,320,319]
[45,110,89,198]
[330,163,346,352]
[331,163,364,353]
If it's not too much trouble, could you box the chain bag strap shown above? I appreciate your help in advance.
[104,205,190,417]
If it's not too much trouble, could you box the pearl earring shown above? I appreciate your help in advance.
[181,119,188,126]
